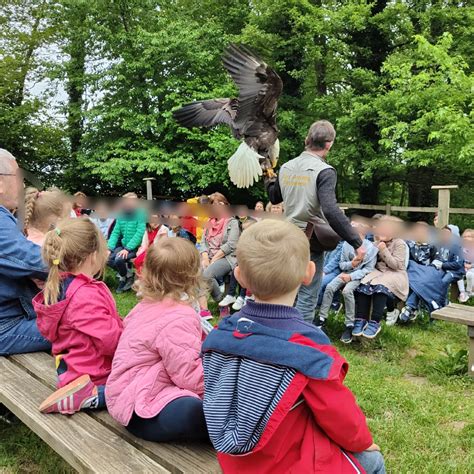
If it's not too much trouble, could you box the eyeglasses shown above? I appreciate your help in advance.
[0,169,44,190]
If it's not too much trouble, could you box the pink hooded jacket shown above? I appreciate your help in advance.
[33,273,123,388]
[105,299,204,426]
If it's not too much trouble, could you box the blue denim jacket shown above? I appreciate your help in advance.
[0,206,47,333]
[323,241,344,275]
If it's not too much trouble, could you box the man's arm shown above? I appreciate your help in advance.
[264,174,284,205]
[0,210,47,279]
[317,169,362,249]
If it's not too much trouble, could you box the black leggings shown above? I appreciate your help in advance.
[126,396,209,443]
[355,292,388,323]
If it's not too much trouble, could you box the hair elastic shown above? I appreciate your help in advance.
[52,259,60,266]
[55,228,61,236]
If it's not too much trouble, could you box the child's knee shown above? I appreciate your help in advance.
[354,450,386,474]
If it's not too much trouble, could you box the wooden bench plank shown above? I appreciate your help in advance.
[0,357,169,474]
[431,304,474,326]
[9,353,220,474]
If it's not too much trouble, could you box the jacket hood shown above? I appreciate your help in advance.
[33,274,91,342]
[202,314,345,455]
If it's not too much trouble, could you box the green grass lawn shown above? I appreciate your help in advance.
[1,284,473,473]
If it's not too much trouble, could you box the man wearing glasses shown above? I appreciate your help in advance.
[0,149,50,355]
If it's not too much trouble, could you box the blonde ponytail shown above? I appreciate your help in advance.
[42,218,108,306]
[42,229,64,305]
[23,187,39,235]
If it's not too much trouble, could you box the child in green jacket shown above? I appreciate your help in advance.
[107,193,146,293]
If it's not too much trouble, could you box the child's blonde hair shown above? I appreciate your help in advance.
[42,218,108,305]
[24,187,66,235]
[138,237,203,302]
[237,219,309,300]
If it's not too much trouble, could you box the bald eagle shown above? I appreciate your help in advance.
[173,44,283,188]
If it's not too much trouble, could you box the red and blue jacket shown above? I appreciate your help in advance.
[202,301,373,473]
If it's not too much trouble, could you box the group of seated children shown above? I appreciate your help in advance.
[34,217,386,474]
[315,217,471,343]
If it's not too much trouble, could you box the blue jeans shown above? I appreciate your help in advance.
[406,291,420,310]
[0,318,51,356]
[296,251,325,323]
[317,270,341,307]
[353,450,386,474]
[108,246,137,278]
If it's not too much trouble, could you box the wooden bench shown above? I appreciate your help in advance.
[0,352,220,473]
[431,303,474,377]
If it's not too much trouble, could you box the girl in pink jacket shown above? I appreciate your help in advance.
[106,237,208,442]
[34,218,123,414]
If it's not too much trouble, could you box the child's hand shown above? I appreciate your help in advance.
[117,249,129,259]
[377,241,387,251]
[339,273,351,283]
[367,443,381,452]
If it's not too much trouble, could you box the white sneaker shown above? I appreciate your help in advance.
[245,295,255,303]
[219,295,236,307]
[219,283,225,294]
[459,292,469,303]
[386,309,400,326]
[232,296,245,311]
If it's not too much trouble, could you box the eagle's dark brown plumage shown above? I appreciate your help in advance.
[173,44,283,188]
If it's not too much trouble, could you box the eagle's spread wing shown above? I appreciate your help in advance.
[222,44,283,134]
[172,98,237,128]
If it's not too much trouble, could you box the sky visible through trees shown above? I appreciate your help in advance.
[0,0,472,218]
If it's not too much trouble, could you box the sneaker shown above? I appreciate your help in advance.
[120,275,135,293]
[116,278,127,293]
[399,306,413,323]
[386,309,400,326]
[352,319,367,337]
[39,375,98,414]
[200,309,212,321]
[219,283,225,294]
[244,294,255,302]
[459,292,469,303]
[314,317,328,334]
[362,320,381,339]
[232,296,246,311]
[218,295,236,307]
[340,326,353,344]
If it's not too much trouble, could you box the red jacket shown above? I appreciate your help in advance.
[202,304,373,473]
[33,274,123,387]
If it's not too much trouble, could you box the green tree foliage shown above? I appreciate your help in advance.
[0,0,472,210]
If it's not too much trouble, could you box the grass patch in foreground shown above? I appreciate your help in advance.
[1,290,473,473]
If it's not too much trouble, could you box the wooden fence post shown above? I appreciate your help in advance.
[385,204,392,216]
[143,178,155,201]
[431,185,458,228]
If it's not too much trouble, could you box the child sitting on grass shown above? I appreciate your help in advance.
[106,238,208,442]
[34,218,123,414]
[202,219,385,474]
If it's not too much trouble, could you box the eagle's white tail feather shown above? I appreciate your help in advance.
[228,142,263,188]
[268,138,280,164]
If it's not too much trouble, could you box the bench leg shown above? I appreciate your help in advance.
[469,327,474,378]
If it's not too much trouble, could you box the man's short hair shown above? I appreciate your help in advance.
[0,149,16,174]
[306,120,336,150]
[236,219,310,300]
[122,192,138,199]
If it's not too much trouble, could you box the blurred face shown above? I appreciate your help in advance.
[375,221,396,242]
[122,196,138,212]
[440,228,452,244]
[74,196,86,209]
[95,203,109,219]
[271,204,283,214]
[0,159,21,211]
[255,202,264,212]
[149,214,160,228]
[412,224,429,244]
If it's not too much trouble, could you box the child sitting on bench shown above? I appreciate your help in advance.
[34,218,123,414]
[202,219,385,474]
[106,238,208,442]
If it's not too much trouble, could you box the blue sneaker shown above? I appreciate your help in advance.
[352,319,367,337]
[399,306,415,323]
[362,320,381,339]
